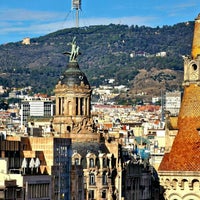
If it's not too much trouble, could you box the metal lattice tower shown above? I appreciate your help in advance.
[72,0,81,28]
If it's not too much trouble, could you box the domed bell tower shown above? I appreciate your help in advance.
[53,37,93,134]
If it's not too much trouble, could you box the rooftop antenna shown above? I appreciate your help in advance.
[72,0,81,28]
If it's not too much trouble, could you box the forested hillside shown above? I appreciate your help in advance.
[0,21,194,99]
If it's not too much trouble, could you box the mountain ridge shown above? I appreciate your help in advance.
[0,22,194,102]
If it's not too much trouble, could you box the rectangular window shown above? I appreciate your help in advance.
[102,172,107,185]
[89,190,94,199]
[89,174,95,185]
[102,190,106,198]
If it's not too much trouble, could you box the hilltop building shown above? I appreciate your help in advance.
[22,37,30,45]
[158,14,200,199]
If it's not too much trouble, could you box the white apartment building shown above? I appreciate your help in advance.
[20,97,55,126]
[165,91,182,116]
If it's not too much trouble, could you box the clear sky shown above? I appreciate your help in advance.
[0,0,199,44]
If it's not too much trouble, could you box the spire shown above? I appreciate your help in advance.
[182,14,200,84]
[191,13,200,59]
[159,14,200,172]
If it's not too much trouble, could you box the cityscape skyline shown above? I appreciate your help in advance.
[0,0,200,45]
[0,10,199,199]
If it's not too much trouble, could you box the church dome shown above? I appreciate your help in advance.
[59,62,90,88]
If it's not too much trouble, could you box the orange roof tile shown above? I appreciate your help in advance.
[103,123,113,129]
[159,84,200,171]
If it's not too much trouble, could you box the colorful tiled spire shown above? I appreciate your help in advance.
[191,14,200,59]
[159,14,200,171]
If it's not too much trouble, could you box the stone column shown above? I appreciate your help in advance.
[87,97,90,116]
[83,98,86,116]
[78,97,81,115]
[73,97,77,116]
[63,97,67,115]
[62,97,65,115]
[56,97,59,115]
[59,97,61,115]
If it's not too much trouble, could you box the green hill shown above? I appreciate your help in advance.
[0,22,194,100]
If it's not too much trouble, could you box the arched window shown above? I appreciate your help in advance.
[75,158,79,165]
[89,158,94,168]
[66,126,71,132]
[102,190,106,198]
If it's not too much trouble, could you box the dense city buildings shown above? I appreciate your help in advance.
[0,14,200,200]
[51,38,160,199]
[0,37,161,199]
[0,136,71,200]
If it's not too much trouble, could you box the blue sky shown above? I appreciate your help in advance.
[0,0,199,44]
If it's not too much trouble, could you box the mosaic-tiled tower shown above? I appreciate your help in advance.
[158,14,200,200]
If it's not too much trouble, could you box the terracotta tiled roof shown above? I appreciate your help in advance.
[159,84,200,171]
[103,123,113,129]
[136,105,160,112]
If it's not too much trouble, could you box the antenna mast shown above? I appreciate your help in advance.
[72,0,81,28]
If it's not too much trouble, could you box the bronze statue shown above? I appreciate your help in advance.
[64,37,81,62]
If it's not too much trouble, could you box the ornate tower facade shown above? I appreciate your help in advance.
[53,38,94,136]
[52,38,121,200]
[158,14,200,200]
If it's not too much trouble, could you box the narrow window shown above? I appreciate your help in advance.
[89,173,95,185]
[89,158,94,168]
[102,171,107,185]
[75,158,79,165]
